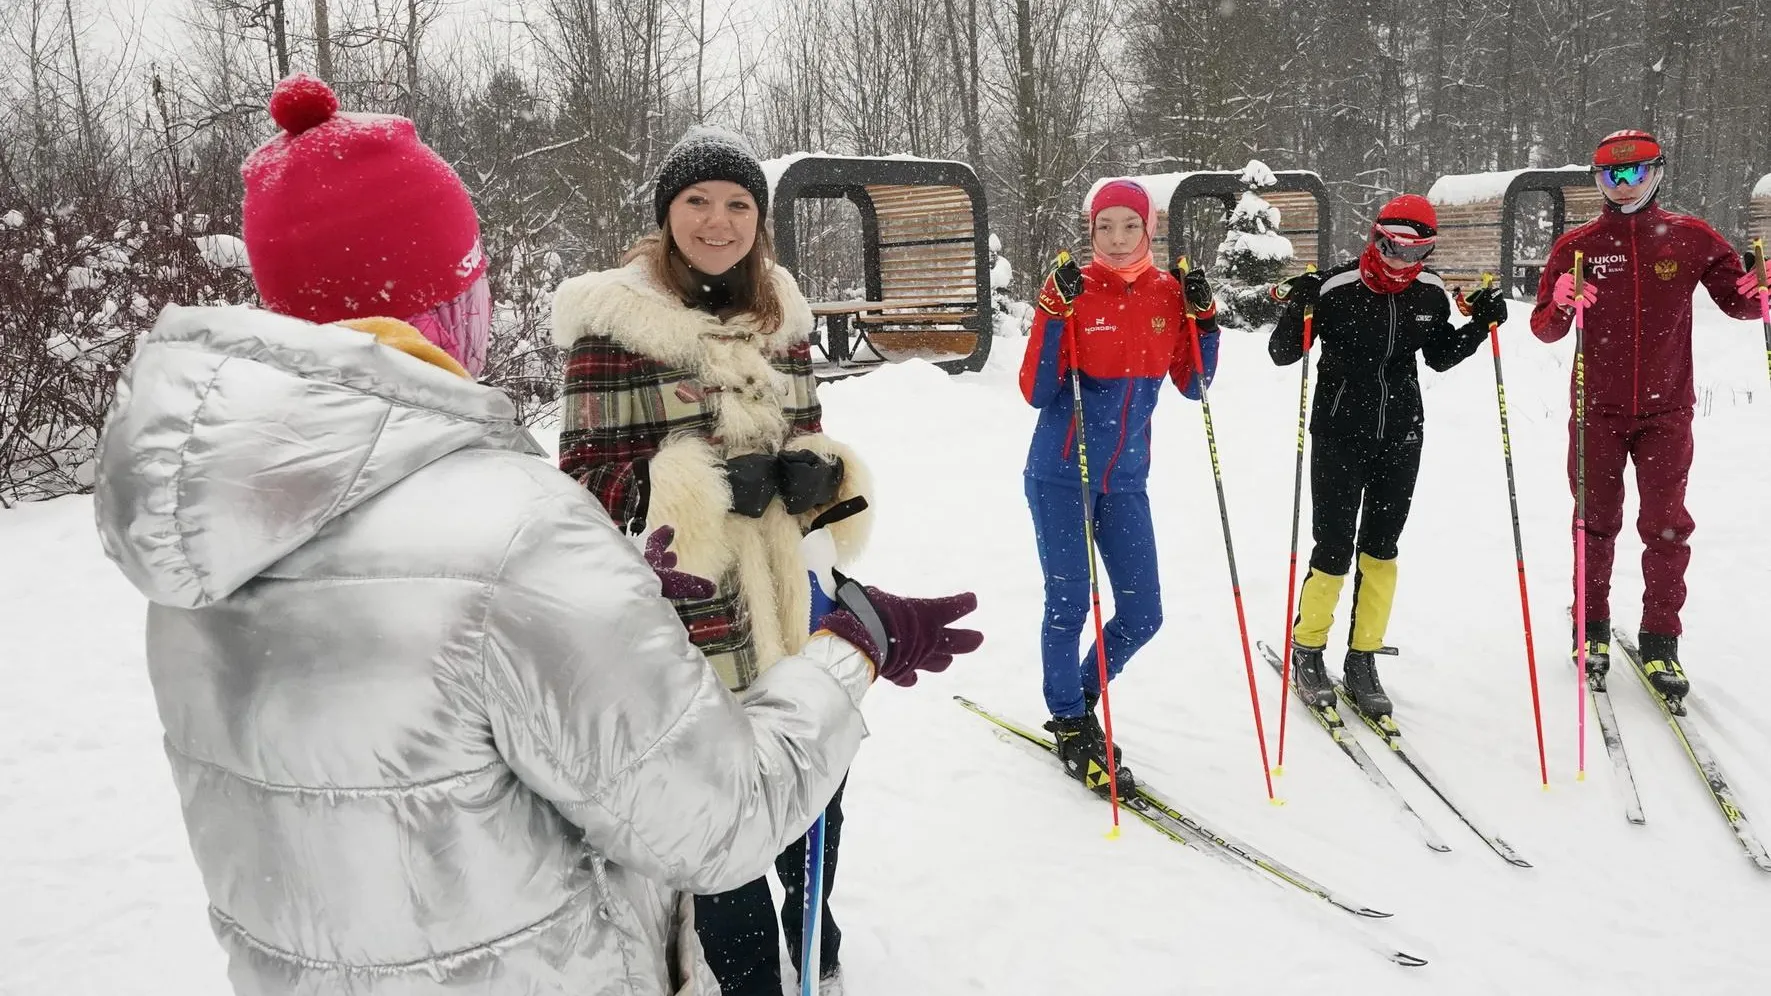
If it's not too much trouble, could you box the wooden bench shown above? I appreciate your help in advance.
[769,156,992,374]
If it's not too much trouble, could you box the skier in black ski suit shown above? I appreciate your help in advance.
[1268,194,1506,717]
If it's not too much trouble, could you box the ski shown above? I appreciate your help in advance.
[1569,608,1646,824]
[1257,641,1450,852]
[1612,631,1771,872]
[1333,684,1532,868]
[1589,677,1647,825]
[949,694,1416,928]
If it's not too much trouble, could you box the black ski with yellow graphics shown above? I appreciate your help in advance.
[1257,642,1450,852]
[1611,631,1771,872]
[953,697,1439,956]
[1332,683,1532,868]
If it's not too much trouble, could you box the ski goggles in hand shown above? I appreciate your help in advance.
[1374,234,1436,263]
[1597,161,1660,188]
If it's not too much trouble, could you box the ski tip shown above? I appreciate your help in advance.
[1392,951,1430,968]
[1355,907,1394,919]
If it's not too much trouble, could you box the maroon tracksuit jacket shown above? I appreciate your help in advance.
[1530,201,1760,635]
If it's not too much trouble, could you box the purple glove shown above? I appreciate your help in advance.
[818,571,983,686]
[644,527,716,600]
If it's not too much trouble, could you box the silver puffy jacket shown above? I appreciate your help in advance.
[93,305,871,995]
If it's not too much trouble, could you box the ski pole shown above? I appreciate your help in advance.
[1057,249,1123,834]
[799,814,825,995]
[1178,257,1278,804]
[1572,250,1589,781]
[1275,264,1317,776]
[1752,238,1771,385]
[1472,273,1549,789]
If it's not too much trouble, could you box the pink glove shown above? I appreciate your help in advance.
[1735,256,1763,295]
[1552,271,1598,310]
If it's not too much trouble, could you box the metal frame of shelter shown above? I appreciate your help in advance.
[771,156,992,375]
[1159,171,1335,275]
[1748,174,1771,249]
[1430,167,1606,296]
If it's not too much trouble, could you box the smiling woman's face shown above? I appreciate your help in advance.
[667,181,759,275]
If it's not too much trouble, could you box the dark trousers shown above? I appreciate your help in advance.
[694,776,846,994]
[1308,429,1424,575]
[1570,407,1695,635]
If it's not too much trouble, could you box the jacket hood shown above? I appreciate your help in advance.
[93,304,544,608]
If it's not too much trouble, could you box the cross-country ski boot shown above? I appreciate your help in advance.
[1574,617,1611,690]
[1342,650,1393,719]
[1045,714,1136,799]
[1289,643,1337,708]
[1639,632,1689,712]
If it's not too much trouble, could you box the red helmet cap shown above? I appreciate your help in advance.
[1592,130,1663,168]
[1374,194,1437,240]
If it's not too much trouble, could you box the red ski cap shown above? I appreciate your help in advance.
[1592,130,1663,168]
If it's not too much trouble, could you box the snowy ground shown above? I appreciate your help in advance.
[6,298,1771,995]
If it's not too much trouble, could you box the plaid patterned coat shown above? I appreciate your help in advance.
[551,259,873,690]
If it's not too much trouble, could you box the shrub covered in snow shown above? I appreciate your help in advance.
[988,232,1034,336]
[0,210,258,504]
[1212,161,1296,331]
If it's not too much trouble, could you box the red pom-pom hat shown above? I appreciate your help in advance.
[241,73,485,326]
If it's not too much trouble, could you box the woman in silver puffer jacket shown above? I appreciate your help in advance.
[92,75,981,996]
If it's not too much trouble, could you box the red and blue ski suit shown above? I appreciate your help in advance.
[1019,262,1218,718]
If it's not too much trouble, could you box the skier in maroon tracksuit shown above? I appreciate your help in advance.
[1531,129,1766,701]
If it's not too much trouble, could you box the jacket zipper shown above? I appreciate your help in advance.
[1377,294,1398,439]
[1100,380,1135,493]
[1629,215,1641,417]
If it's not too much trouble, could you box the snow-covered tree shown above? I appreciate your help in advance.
[1212,160,1295,330]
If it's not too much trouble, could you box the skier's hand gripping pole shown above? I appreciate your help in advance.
[1473,273,1550,789]
[1177,256,1278,804]
[1275,263,1317,776]
[1572,252,1589,780]
[1055,249,1124,836]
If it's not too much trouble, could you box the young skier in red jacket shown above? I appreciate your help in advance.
[1530,129,1765,703]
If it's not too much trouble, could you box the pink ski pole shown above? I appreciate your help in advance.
[1572,251,1589,780]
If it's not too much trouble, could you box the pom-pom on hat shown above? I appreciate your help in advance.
[652,125,771,227]
[241,73,486,327]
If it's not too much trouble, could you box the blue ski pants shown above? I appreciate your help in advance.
[1026,478,1164,718]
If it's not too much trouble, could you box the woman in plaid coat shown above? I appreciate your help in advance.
[551,125,872,996]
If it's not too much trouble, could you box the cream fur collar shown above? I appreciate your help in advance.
[551,258,813,360]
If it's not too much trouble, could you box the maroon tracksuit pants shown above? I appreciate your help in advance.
[1569,407,1695,636]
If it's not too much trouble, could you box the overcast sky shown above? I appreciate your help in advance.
[76,0,760,89]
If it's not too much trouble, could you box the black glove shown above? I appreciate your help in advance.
[1271,271,1322,308]
[1036,251,1085,317]
[1465,286,1507,329]
[778,450,844,515]
[725,453,778,518]
[1174,267,1215,314]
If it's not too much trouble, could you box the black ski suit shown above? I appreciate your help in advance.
[1269,263,1489,651]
